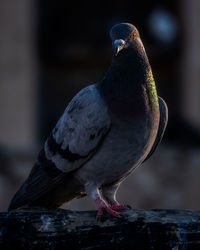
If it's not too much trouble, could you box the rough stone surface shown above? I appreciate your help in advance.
[0,209,200,249]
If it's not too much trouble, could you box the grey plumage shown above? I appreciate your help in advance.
[9,23,168,217]
[143,97,168,162]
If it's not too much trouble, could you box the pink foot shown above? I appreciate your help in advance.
[110,204,132,210]
[95,197,122,218]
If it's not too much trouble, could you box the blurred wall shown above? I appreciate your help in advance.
[181,0,200,127]
[0,0,200,212]
[0,0,38,211]
[0,0,37,151]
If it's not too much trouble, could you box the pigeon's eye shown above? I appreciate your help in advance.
[130,32,136,40]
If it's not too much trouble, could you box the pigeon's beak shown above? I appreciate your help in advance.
[113,39,125,56]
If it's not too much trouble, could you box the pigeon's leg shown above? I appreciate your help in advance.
[85,185,121,218]
[102,184,131,210]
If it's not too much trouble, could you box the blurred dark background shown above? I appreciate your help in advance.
[0,0,200,211]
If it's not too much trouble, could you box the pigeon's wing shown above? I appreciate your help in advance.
[8,85,111,210]
[46,84,111,173]
[143,96,168,162]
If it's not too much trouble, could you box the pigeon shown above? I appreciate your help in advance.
[8,23,168,218]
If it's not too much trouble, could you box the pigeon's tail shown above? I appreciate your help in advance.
[8,160,64,211]
[8,182,28,211]
[8,151,86,211]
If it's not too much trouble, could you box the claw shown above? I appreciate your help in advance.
[110,204,132,210]
[98,203,122,218]
[95,196,122,219]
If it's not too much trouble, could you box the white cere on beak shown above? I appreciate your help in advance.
[113,39,125,56]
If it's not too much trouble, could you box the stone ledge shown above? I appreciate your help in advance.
[0,208,200,249]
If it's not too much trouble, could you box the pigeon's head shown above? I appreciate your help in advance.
[110,23,146,60]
